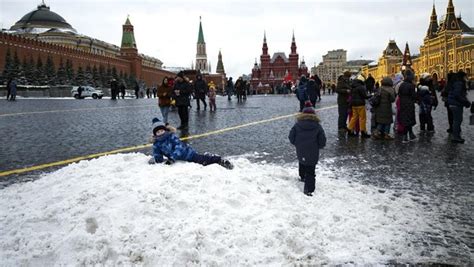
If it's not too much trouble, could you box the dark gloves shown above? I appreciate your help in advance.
[164,159,175,165]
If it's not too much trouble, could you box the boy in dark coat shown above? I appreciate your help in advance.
[289,101,327,196]
[149,118,233,169]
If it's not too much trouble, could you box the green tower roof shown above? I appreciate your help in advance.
[198,17,205,44]
[121,16,136,48]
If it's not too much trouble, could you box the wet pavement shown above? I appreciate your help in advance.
[0,93,473,264]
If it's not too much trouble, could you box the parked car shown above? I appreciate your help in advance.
[71,86,104,99]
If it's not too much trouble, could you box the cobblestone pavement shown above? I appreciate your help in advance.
[0,93,473,263]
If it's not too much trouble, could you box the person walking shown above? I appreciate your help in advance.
[296,75,308,111]
[441,72,455,133]
[306,76,318,107]
[372,77,396,140]
[235,77,245,103]
[314,74,322,102]
[447,70,471,143]
[347,74,371,138]
[398,70,417,143]
[134,81,139,99]
[110,79,118,100]
[226,77,234,101]
[172,72,192,130]
[194,74,208,110]
[289,101,327,196]
[157,77,173,125]
[119,81,126,99]
[8,78,17,101]
[336,71,352,131]
[6,78,12,101]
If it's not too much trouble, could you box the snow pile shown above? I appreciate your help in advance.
[1,153,434,265]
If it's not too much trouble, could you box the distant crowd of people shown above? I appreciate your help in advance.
[321,69,473,144]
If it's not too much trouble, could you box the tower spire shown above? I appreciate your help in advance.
[216,49,225,74]
[442,0,460,31]
[290,31,297,54]
[402,42,412,69]
[195,17,208,72]
[262,31,268,55]
[426,2,438,38]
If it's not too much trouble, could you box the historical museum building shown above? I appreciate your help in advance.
[250,32,308,89]
[363,0,474,82]
[0,2,174,87]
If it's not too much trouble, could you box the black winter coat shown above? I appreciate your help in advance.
[447,81,471,108]
[289,113,326,166]
[173,80,192,107]
[398,81,417,127]
[350,79,368,107]
[336,75,351,106]
[194,78,208,98]
[306,79,318,102]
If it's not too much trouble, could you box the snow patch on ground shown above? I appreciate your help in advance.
[0,153,436,265]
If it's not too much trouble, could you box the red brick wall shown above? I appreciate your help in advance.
[0,32,174,87]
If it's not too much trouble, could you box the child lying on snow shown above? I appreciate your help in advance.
[148,118,233,169]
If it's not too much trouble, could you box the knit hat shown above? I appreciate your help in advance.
[152,117,166,135]
[177,71,185,79]
[302,100,315,114]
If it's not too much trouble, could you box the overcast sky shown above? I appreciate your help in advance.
[1,0,473,77]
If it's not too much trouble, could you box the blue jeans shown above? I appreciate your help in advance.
[160,106,170,124]
[449,105,463,139]
[377,123,391,134]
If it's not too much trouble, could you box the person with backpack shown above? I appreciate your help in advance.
[296,75,308,111]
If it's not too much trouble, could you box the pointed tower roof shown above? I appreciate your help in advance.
[216,49,225,74]
[121,16,136,49]
[426,4,438,38]
[402,42,412,67]
[440,0,460,31]
[125,15,132,25]
[290,30,297,55]
[198,16,205,44]
[262,31,268,55]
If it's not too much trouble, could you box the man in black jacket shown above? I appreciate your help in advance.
[173,72,192,130]
[194,74,208,110]
[336,71,352,131]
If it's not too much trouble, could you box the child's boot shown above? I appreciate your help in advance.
[219,159,234,170]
